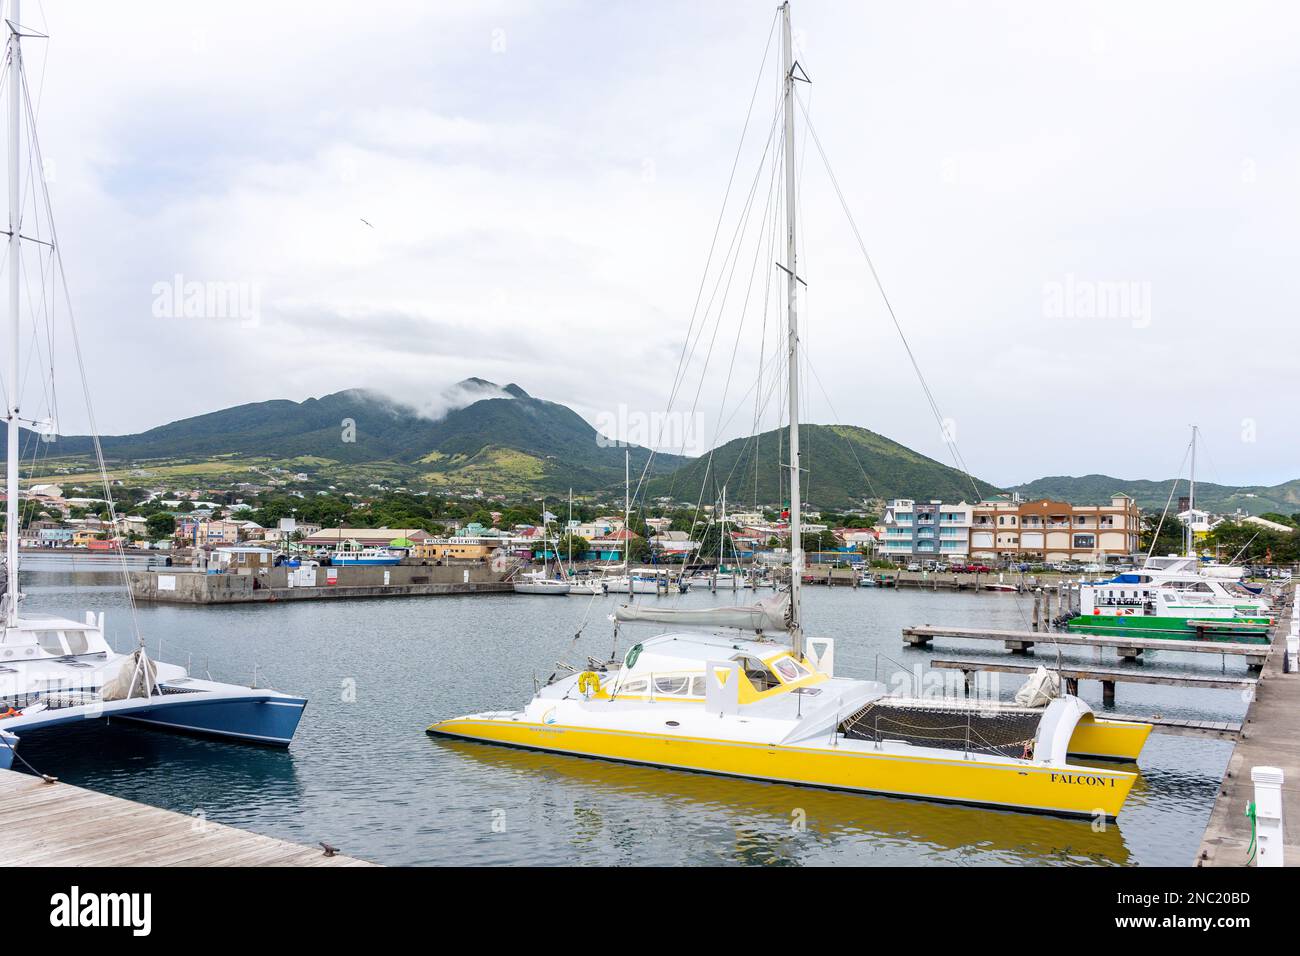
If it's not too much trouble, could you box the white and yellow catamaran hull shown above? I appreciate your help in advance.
[429,713,1138,819]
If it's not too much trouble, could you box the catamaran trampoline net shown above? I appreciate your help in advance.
[839,702,1040,758]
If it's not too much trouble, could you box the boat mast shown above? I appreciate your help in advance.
[1187,425,1197,558]
[623,449,630,574]
[781,1,804,657]
[4,1,21,628]
[720,485,727,568]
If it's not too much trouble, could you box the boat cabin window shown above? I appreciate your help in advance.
[620,679,648,695]
[690,676,707,696]
[773,657,809,682]
[35,630,66,655]
[64,630,90,655]
[733,654,779,691]
[653,675,691,696]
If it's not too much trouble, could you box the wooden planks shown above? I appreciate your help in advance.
[0,770,375,867]
[1108,714,1243,740]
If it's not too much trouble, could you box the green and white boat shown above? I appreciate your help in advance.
[1067,558,1272,642]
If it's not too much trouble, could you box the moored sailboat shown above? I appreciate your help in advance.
[0,3,306,768]
[429,3,1150,818]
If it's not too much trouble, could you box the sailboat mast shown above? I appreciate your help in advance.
[1187,425,1197,558]
[623,449,630,573]
[781,1,803,656]
[720,485,727,565]
[4,2,21,628]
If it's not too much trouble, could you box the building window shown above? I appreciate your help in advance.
[1073,534,1095,549]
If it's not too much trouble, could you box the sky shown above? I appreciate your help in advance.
[10,0,1300,488]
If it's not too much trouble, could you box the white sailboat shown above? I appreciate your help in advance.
[0,3,306,769]
[561,489,606,595]
[603,451,659,594]
[429,3,1151,818]
[513,504,571,595]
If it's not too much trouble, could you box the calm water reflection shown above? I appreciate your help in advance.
[14,555,1235,865]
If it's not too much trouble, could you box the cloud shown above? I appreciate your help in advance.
[15,0,1300,488]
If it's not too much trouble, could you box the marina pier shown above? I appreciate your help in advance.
[0,770,374,866]
[1197,585,1300,866]
[128,563,512,604]
[902,625,1271,668]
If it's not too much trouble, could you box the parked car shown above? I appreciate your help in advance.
[905,562,921,572]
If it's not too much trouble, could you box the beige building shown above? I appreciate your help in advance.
[412,537,500,561]
[968,495,1140,563]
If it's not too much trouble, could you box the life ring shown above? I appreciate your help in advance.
[577,671,601,697]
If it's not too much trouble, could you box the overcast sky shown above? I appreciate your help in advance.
[15,0,1300,488]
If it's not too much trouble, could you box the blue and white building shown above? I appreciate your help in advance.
[878,499,973,564]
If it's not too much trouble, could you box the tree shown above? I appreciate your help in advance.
[556,534,589,562]
[1139,513,1186,556]
[802,529,839,552]
[145,513,176,538]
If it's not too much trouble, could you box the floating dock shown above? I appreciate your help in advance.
[0,770,374,866]
[1197,585,1299,867]
[902,625,1269,668]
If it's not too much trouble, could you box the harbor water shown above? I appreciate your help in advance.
[16,555,1245,866]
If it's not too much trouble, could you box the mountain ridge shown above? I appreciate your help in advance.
[1010,473,1300,515]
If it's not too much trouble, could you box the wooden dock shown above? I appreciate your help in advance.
[928,657,1257,705]
[0,770,374,866]
[1108,715,1243,741]
[903,625,1270,668]
[1197,587,1299,867]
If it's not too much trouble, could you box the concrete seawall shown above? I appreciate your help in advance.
[129,563,512,604]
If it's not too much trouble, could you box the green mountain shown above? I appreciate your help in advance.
[1010,474,1300,515]
[647,424,1001,510]
[16,381,686,494]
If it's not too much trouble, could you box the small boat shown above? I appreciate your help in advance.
[984,583,1018,592]
[605,574,662,595]
[1066,556,1273,641]
[330,546,401,566]
[512,571,571,596]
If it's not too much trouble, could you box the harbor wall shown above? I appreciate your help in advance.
[129,562,510,604]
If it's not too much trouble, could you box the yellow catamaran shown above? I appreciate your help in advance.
[429,2,1151,818]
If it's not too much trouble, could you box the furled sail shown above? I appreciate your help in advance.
[613,591,791,633]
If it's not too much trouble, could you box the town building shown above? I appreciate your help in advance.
[210,546,276,572]
[878,500,973,563]
[968,494,1140,563]
[876,495,1141,564]
[412,535,501,561]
